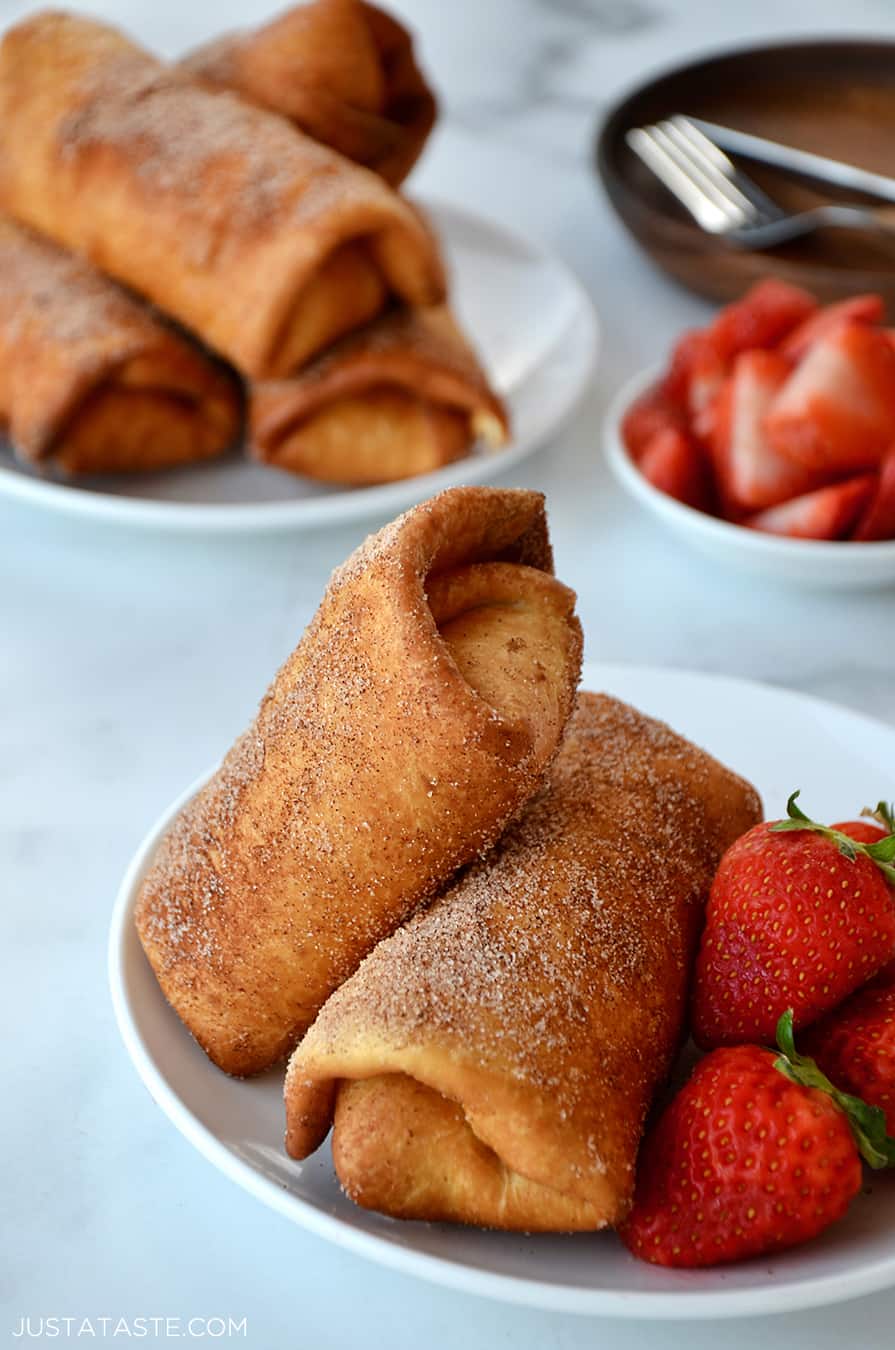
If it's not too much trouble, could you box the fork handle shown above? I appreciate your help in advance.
[820,204,895,233]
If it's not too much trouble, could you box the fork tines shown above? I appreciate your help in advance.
[626,115,784,235]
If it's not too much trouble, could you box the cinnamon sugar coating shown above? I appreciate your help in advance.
[0,12,445,377]
[182,0,437,187]
[0,216,239,472]
[284,694,762,1230]
[135,487,582,1075]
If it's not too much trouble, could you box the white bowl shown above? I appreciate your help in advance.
[604,366,895,589]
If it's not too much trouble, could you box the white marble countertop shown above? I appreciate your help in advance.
[4,0,895,1346]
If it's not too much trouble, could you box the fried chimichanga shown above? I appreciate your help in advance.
[0,13,445,378]
[0,216,240,475]
[182,0,436,187]
[136,487,582,1077]
[285,694,762,1231]
[250,306,508,483]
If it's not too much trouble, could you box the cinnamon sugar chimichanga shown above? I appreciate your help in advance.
[285,694,762,1231]
[250,306,509,484]
[0,12,445,378]
[0,217,239,475]
[136,488,582,1077]
[182,0,436,187]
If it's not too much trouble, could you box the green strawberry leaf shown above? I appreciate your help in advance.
[784,789,811,822]
[866,835,895,864]
[864,802,895,833]
[770,791,895,887]
[774,1010,895,1170]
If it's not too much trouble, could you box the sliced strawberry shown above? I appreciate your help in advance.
[781,294,885,363]
[688,354,728,445]
[710,350,825,511]
[661,329,715,406]
[766,322,895,472]
[621,385,685,462]
[747,475,877,541]
[853,448,895,541]
[709,278,818,362]
[638,426,713,512]
[659,329,727,442]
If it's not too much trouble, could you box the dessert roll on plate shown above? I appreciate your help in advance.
[0,217,239,475]
[249,306,509,484]
[182,0,436,187]
[0,12,445,378]
[136,487,582,1077]
[285,695,762,1231]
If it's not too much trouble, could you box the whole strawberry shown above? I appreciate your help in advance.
[621,1012,894,1268]
[692,793,895,1049]
[831,806,892,846]
[804,978,895,1135]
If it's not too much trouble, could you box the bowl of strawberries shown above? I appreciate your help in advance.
[605,280,895,587]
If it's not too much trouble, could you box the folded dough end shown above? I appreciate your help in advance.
[332,1074,613,1231]
[248,304,509,483]
[252,389,472,484]
[429,562,580,769]
[49,353,241,475]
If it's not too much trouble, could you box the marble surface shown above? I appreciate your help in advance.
[4,0,895,1346]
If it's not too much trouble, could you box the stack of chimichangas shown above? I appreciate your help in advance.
[136,486,762,1232]
[0,4,508,483]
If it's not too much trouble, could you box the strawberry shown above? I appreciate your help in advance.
[661,330,726,443]
[709,279,817,363]
[661,330,719,406]
[804,980,895,1135]
[621,1011,894,1269]
[746,475,876,541]
[875,957,895,986]
[621,385,685,462]
[852,448,895,541]
[692,792,895,1049]
[710,350,824,511]
[780,294,885,363]
[831,808,891,844]
[638,426,713,512]
[766,322,895,472]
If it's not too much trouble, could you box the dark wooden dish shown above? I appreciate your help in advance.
[596,40,895,306]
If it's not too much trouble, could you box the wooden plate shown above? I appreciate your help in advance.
[596,40,895,305]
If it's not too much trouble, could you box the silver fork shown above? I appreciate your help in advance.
[626,115,895,249]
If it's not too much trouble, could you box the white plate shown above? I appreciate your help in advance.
[0,200,598,534]
[605,367,895,589]
[109,661,895,1318]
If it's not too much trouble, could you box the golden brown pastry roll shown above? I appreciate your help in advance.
[136,487,582,1077]
[250,306,509,483]
[181,0,436,187]
[0,12,446,378]
[285,694,762,1231]
[0,216,240,475]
